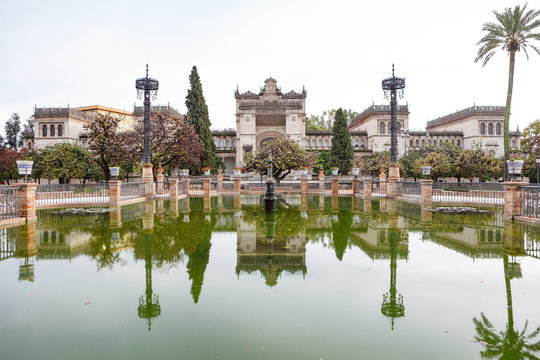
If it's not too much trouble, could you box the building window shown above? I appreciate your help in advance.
[318,139,322,148]
[409,139,413,147]
[233,140,236,148]
[361,140,365,149]
[306,139,310,147]
[312,139,316,147]
[379,122,385,134]
[396,122,401,133]
[428,140,431,145]
[415,139,419,146]
[50,125,55,137]
[439,140,442,146]
[457,140,461,147]
[354,139,359,147]
[421,139,425,146]
[512,139,516,149]
[488,122,494,135]
[226,140,230,147]
[496,123,501,135]
[58,124,63,137]
[324,139,329,148]
[220,140,224,147]
[42,124,47,137]
[214,140,217,146]
[480,122,486,135]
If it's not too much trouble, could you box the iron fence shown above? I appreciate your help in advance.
[156,181,170,197]
[432,182,503,204]
[521,185,540,219]
[36,183,109,205]
[308,180,321,190]
[338,180,353,195]
[399,181,421,199]
[324,180,333,191]
[0,186,21,220]
[371,180,387,197]
[120,182,145,200]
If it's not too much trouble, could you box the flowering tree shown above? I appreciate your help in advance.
[243,138,316,181]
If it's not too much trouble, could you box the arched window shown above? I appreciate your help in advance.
[397,122,401,133]
[226,139,230,147]
[409,139,413,147]
[219,140,224,147]
[496,123,501,135]
[415,139,419,146]
[232,140,236,148]
[42,124,47,137]
[421,139,425,146]
[361,140,365,149]
[354,139,359,147]
[480,122,486,135]
[457,139,461,147]
[488,122,494,135]
[306,139,310,147]
[312,139,316,147]
[318,139,322,148]
[50,124,55,137]
[58,124,63,137]
[439,140,442,146]
[379,122,385,134]
[214,139,217,146]
[512,140,516,148]
[324,139,329,148]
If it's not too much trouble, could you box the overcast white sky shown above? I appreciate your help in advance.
[1,0,539,134]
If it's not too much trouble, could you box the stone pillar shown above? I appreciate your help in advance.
[17,183,38,222]
[234,177,241,194]
[156,164,164,194]
[183,178,190,195]
[233,195,241,209]
[353,178,359,196]
[203,178,211,197]
[217,195,223,209]
[142,200,155,231]
[420,179,433,205]
[420,205,432,224]
[503,182,525,220]
[363,198,372,214]
[108,180,122,206]
[332,177,339,196]
[169,179,179,199]
[217,169,223,191]
[379,170,387,196]
[363,179,372,197]
[332,196,339,212]
[387,165,399,199]
[319,169,325,190]
[204,197,211,212]
[300,178,308,195]
[170,199,179,218]
[301,194,308,208]
[141,163,153,182]
[319,195,325,210]
[15,222,38,258]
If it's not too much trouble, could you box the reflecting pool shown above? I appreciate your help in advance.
[1,195,540,360]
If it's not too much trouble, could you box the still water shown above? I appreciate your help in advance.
[1,195,540,360]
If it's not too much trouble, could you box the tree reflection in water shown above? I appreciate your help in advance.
[473,255,540,359]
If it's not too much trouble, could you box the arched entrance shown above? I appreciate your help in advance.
[256,131,284,149]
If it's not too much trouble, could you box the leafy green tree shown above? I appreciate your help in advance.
[456,148,501,182]
[521,119,540,155]
[243,137,316,181]
[185,66,222,172]
[475,4,540,178]
[5,113,21,149]
[329,108,354,174]
[398,151,423,180]
[0,134,6,151]
[33,142,96,183]
[306,109,358,131]
[357,151,390,178]
[415,151,451,181]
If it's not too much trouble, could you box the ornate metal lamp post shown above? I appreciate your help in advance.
[263,150,277,212]
[135,65,159,181]
[382,64,405,164]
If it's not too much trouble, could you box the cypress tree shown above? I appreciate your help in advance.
[5,113,21,150]
[185,66,221,172]
[329,108,354,174]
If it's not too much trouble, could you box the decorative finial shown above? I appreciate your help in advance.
[392,64,395,77]
[146,64,149,77]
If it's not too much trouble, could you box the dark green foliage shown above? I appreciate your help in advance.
[33,142,96,183]
[187,234,212,303]
[5,113,21,150]
[329,108,354,174]
[185,66,221,173]
[332,209,352,261]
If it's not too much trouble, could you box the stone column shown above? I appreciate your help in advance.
[217,169,223,191]
[300,179,308,195]
[363,198,372,214]
[353,178,359,196]
[363,179,372,197]
[319,169,325,190]
[15,222,38,258]
[379,170,387,196]
[332,196,339,212]
[108,180,122,206]
[142,200,155,231]
[332,177,339,196]
[420,205,432,224]
[420,179,433,205]
[141,163,153,182]
[203,178,211,197]
[503,182,525,220]
[109,207,122,227]
[17,183,38,222]
[169,179,179,199]
[387,164,400,199]
[234,177,241,194]
[170,199,179,218]
[183,178,190,195]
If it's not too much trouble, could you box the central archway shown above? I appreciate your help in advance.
[256,131,284,149]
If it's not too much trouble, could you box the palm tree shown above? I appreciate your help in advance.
[473,255,540,359]
[475,4,540,179]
